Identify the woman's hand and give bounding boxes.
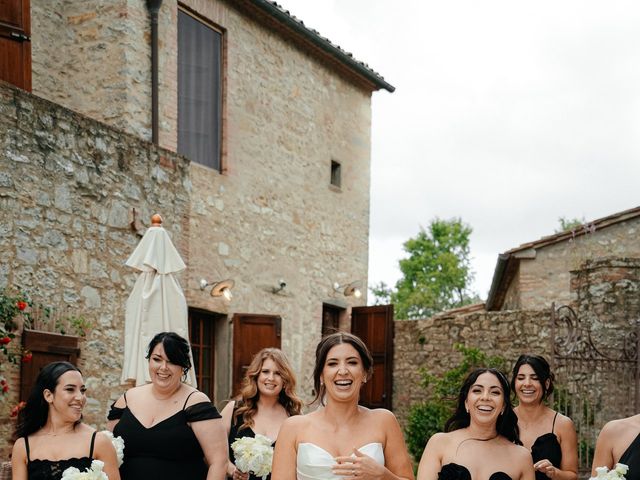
[231,466,249,480]
[534,459,557,479]
[333,448,385,479]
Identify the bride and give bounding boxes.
[272,332,413,480]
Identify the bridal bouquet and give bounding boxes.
[231,434,274,480]
[61,460,108,480]
[590,463,629,480]
[100,430,125,466]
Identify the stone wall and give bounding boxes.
[3,0,375,448]
[31,0,151,141]
[505,220,640,310]
[392,309,551,427]
[393,256,639,465]
[0,81,190,454]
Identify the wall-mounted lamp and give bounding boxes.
[200,278,234,301]
[272,279,287,294]
[333,281,362,299]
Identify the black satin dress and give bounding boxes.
[25,431,96,480]
[531,412,562,480]
[439,463,512,480]
[227,405,274,480]
[619,432,640,480]
[109,391,221,480]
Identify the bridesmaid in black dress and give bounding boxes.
[417,368,534,480]
[11,361,120,480]
[220,348,303,480]
[511,355,578,480]
[591,414,640,480]
[108,332,227,479]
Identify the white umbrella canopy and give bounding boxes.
[121,215,197,387]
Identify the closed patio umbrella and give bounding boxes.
[121,214,197,387]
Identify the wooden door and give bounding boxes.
[232,314,281,396]
[0,0,31,90]
[20,329,80,402]
[351,304,394,409]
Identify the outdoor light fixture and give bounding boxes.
[200,278,234,300]
[272,279,287,294]
[333,281,362,298]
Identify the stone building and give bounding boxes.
[393,207,640,472]
[485,206,640,311]
[0,0,395,452]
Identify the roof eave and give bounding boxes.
[248,0,395,93]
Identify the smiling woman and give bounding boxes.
[416,368,534,480]
[11,361,121,480]
[220,348,303,480]
[107,332,227,480]
[511,355,578,480]
[271,332,414,480]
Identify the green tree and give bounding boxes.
[372,218,478,319]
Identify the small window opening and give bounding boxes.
[330,160,341,188]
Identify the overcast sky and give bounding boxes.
[282,1,640,300]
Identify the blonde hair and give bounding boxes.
[234,348,303,431]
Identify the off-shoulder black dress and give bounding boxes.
[108,391,221,480]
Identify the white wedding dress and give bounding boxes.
[296,442,385,479]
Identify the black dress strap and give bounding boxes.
[551,411,559,433]
[182,390,198,410]
[89,431,97,459]
[24,436,31,462]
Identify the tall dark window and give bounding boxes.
[178,10,222,170]
[188,309,216,399]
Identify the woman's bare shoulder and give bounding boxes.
[600,415,640,435]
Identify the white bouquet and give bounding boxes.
[590,463,629,480]
[61,460,108,480]
[100,430,125,467]
[231,434,274,480]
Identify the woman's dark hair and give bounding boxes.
[311,332,373,406]
[510,354,555,402]
[146,332,192,378]
[444,368,521,445]
[14,361,82,440]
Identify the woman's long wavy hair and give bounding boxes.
[444,367,521,445]
[14,361,82,440]
[234,348,303,431]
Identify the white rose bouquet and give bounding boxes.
[100,430,125,467]
[231,434,274,480]
[590,463,629,480]
[61,460,108,480]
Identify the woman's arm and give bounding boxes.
[416,433,445,480]
[555,415,578,480]
[380,409,415,479]
[219,401,248,479]
[11,438,27,480]
[106,394,127,432]
[192,416,228,480]
[94,431,121,480]
[591,422,616,476]
[271,416,300,480]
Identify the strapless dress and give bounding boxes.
[297,442,385,480]
[439,462,512,480]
